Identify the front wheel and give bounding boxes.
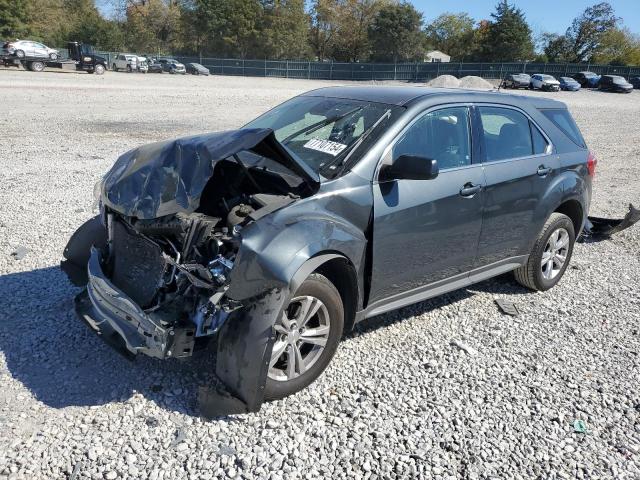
[112,64,117,71]
[15,49,25,58]
[514,213,575,291]
[264,273,344,400]
[49,53,58,60]
[94,64,105,75]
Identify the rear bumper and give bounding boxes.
[76,247,195,359]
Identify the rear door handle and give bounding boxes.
[460,183,481,197]
[537,165,552,176]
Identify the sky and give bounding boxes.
[414,0,639,36]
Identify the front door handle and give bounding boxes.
[460,183,481,197]
[537,165,552,176]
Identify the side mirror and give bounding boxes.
[379,155,439,181]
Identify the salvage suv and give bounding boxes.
[62,87,594,416]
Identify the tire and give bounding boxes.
[127,65,132,73]
[94,64,105,75]
[112,64,117,71]
[28,61,45,72]
[514,212,575,291]
[49,53,58,60]
[15,49,25,58]
[264,273,344,400]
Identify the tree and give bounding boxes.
[309,0,388,62]
[481,0,534,62]
[124,0,182,54]
[591,27,640,65]
[309,0,338,61]
[0,0,29,38]
[424,13,475,61]
[564,2,619,62]
[368,2,425,62]
[541,32,573,63]
[260,0,311,59]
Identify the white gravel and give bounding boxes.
[1,69,639,480]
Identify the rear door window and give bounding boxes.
[541,109,586,148]
[478,107,533,161]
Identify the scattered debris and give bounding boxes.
[574,419,588,434]
[450,339,478,356]
[170,428,188,447]
[580,204,639,241]
[219,445,237,456]
[145,416,160,428]
[495,298,520,317]
[10,245,29,260]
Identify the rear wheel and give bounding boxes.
[264,273,343,400]
[514,213,575,291]
[28,61,45,72]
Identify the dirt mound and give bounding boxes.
[459,75,494,89]
[426,75,460,88]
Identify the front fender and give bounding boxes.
[226,209,368,303]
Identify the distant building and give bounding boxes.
[425,50,451,63]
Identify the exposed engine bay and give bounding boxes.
[98,157,301,357]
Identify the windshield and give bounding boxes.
[542,75,556,81]
[245,96,400,174]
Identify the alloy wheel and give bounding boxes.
[268,295,331,382]
[541,228,569,280]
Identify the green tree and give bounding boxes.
[424,12,475,61]
[565,2,619,62]
[260,0,311,59]
[125,0,182,54]
[541,33,573,63]
[309,0,338,60]
[368,1,425,62]
[0,0,29,38]
[481,0,534,61]
[591,27,640,65]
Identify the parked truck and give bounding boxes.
[1,42,107,74]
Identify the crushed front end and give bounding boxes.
[61,128,320,416]
[74,209,241,360]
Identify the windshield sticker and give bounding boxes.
[303,138,347,156]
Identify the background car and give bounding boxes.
[559,77,581,91]
[112,54,138,72]
[501,73,530,89]
[186,62,210,75]
[2,40,59,59]
[598,75,633,93]
[573,71,601,88]
[530,74,560,91]
[136,56,148,73]
[158,58,186,74]
[630,77,640,89]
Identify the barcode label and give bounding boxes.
[303,138,347,156]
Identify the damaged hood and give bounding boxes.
[101,128,319,219]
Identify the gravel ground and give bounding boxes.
[1,69,639,480]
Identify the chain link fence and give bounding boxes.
[91,50,640,81]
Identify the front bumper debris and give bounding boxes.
[76,247,195,359]
[581,204,639,240]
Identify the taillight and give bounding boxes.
[587,151,597,177]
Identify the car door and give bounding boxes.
[32,42,47,56]
[370,105,485,303]
[474,105,559,267]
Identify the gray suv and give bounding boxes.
[62,87,594,416]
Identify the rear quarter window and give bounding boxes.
[541,109,586,149]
